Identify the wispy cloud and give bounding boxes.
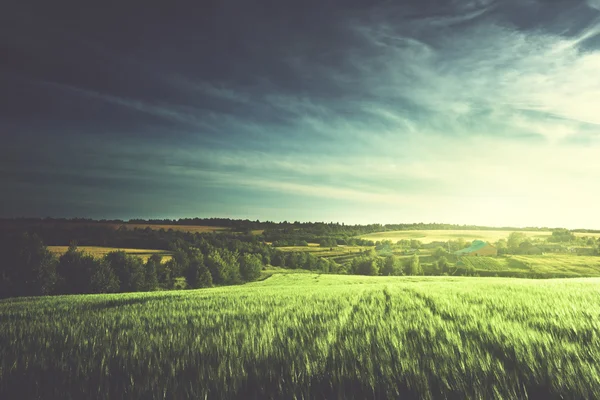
[10,0,600,227]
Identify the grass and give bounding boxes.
[2,274,600,399]
[47,246,173,263]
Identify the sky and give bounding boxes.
[1,0,600,228]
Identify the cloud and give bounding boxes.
[346,12,600,141]
[588,0,600,11]
[38,80,216,131]
[10,0,600,227]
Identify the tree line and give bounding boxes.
[0,233,266,299]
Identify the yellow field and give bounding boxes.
[358,230,556,244]
[277,245,370,257]
[0,220,230,234]
[48,246,173,263]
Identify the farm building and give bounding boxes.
[454,240,497,256]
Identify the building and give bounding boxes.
[454,240,497,257]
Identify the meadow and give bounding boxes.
[47,246,173,263]
[2,274,600,399]
[358,229,600,244]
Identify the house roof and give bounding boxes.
[454,240,492,255]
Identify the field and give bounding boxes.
[358,229,557,243]
[48,246,173,263]
[277,244,370,257]
[116,223,229,233]
[0,220,229,234]
[358,229,600,244]
[461,254,600,277]
[2,274,600,399]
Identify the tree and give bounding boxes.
[89,259,120,293]
[405,254,423,276]
[447,239,468,252]
[381,255,402,276]
[239,254,263,282]
[0,233,57,298]
[549,229,576,243]
[436,256,450,274]
[316,258,330,273]
[104,251,146,292]
[433,247,449,259]
[206,250,227,284]
[410,240,422,250]
[196,264,213,288]
[206,250,240,284]
[507,232,526,253]
[271,251,286,268]
[56,244,94,294]
[185,254,213,288]
[157,259,176,289]
[354,257,379,276]
[171,250,190,278]
[143,254,161,291]
[495,239,507,255]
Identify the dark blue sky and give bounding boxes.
[2,0,600,227]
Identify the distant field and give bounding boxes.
[48,246,173,263]
[2,274,600,398]
[259,266,316,280]
[0,220,229,234]
[359,229,554,243]
[359,229,600,244]
[277,245,369,258]
[460,254,600,277]
[114,224,229,233]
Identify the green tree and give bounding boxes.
[549,229,576,243]
[56,244,94,294]
[104,251,146,292]
[239,254,263,282]
[436,256,450,274]
[352,256,379,276]
[271,251,286,268]
[185,254,213,289]
[206,250,241,284]
[405,254,423,276]
[0,233,57,298]
[206,251,227,284]
[143,254,161,291]
[157,259,176,289]
[381,255,402,276]
[495,239,507,255]
[507,232,526,253]
[410,240,422,250]
[196,264,213,288]
[433,247,449,259]
[89,259,120,293]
